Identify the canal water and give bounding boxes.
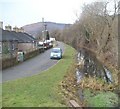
[75,48,114,102]
[76,48,113,84]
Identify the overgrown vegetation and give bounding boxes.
[83,89,118,107]
[59,63,80,106]
[50,0,119,107]
[2,44,76,107]
[51,0,119,69]
[61,65,118,107]
[79,75,118,107]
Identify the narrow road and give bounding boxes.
[2,42,65,82]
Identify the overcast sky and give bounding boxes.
[0,0,113,28]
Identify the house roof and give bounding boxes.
[2,29,19,41]
[1,28,36,43]
[24,33,36,41]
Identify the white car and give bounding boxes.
[50,48,62,59]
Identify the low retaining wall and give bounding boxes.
[24,49,40,61]
[1,57,18,70]
[2,46,52,70]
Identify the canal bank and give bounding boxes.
[61,47,118,107]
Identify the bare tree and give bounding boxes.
[54,0,119,67]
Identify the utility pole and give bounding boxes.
[42,18,45,41]
[42,18,47,41]
[42,17,47,30]
[44,23,47,31]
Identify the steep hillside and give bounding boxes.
[22,22,71,38]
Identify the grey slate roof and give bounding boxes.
[2,29,18,41]
[0,28,36,43]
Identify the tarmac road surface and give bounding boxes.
[2,41,65,82]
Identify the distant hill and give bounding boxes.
[22,22,71,38]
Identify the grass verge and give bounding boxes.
[83,89,118,107]
[79,68,119,107]
[2,44,76,107]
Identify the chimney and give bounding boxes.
[5,25,12,31]
[13,26,19,32]
[0,22,3,29]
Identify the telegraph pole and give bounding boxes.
[42,18,45,41]
[42,18,47,41]
[44,23,47,31]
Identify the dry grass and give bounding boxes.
[59,63,86,107]
[78,76,118,92]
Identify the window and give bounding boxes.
[11,43,15,50]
